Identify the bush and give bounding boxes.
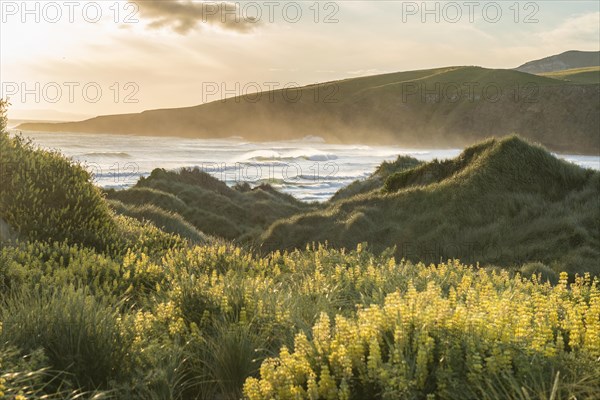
[520,261,559,284]
[0,287,130,391]
[0,132,120,252]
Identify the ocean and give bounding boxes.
[10,130,600,202]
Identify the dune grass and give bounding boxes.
[262,136,600,275]
[0,132,120,253]
[331,155,423,202]
[108,199,209,244]
[105,166,316,244]
[104,135,599,276]
[0,287,128,391]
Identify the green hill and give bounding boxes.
[540,66,600,84]
[18,66,600,154]
[105,167,317,243]
[261,136,600,274]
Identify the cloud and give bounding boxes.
[133,0,261,34]
[537,12,600,47]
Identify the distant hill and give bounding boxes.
[515,50,600,74]
[8,108,93,122]
[540,66,600,85]
[18,66,600,154]
[261,136,600,274]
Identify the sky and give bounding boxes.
[1,0,599,120]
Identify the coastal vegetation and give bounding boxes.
[1,99,599,399]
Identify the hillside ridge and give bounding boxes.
[17,65,600,155]
[260,135,600,274]
[515,50,600,74]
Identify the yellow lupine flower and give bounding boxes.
[318,365,337,400]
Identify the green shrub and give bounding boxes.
[182,322,270,400]
[0,132,120,252]
[0,240,121,296]
[0,287,130,390]
[520,261,559,284]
